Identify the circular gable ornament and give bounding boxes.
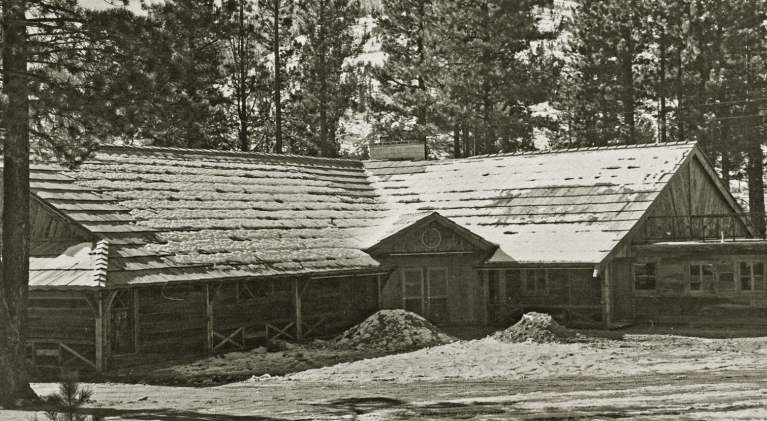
[421,228,442,248]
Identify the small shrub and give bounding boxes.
[37,378,102,421]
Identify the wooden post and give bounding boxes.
[206,284,214,353]
[602,265,613,329]
[294,278,303,340]
[482,271,489,326]
[376,274,383,309]
[94,294,104,372]
[133,289,140,354]
[498,269,507,319]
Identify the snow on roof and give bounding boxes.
[25,141,699,288]
[55,145,386,287]
[364,142,696,265]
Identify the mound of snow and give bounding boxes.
[493,312,577,343]
[332,309,456,352]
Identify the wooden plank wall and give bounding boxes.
[211,279,294,345]
[30,199,82,239]
[137,284,206,354]
[625,254,767,325]
[27,290,96,370]
[502,268,602,326]
[378,255,485,325]
[302,275,379,336]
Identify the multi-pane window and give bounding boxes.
[739,261,765,292]
[633,263,656,290]
[717,262,735,292]
[689,262,714,292]
[523,269,547,292]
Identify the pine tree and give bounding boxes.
[294,0,369,157]
[371,0,441,143]
[139,0,231,149]
[0,0,141,407]
[259,0,296,153]
[222,0,273,152]
[437,0,555,154]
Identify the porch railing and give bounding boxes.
[636,213,766,244]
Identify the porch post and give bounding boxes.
[94,294,104,372]
[482,271,489,326]
[602,265,613,329]
[205,283,214,353]
[376,274,383,309]
[294,278,303,340]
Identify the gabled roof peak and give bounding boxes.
[98,144,364,167]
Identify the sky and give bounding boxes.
[79,0,145,15]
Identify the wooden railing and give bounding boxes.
[636,213,765,244]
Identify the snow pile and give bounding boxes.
[493,312,577,343]
[332,310,456,352]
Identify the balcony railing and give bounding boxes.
[635,213,766,244]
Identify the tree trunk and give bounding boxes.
[453,123,461,159]
[721,120,730,185]
[621,29,635,144]
[273,0,283,154]
[0,0,36,408]
[748,134,765,235]
[238,0,249,152]
[659,26,667,143]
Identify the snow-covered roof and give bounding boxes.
[25,141,701,289]
[28,145,386,289]
[364,142,696,265]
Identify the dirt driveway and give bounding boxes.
[4,328,767,420]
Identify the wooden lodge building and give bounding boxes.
[16,141,767,372]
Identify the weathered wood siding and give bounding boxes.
[30,198,84,239]
[211,279,294,343]
[137,284,207,354]
[490,268,602,326]
[621,252,767,325]
[27,290,97,370]
[379,255,485,325]
[301,276,379,335]
[633,155,746,243]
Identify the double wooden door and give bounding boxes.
[402,267,448,322]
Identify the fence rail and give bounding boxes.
[637,213,766,244]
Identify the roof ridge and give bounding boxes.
[466,140,696,160]
[98,144,364,167]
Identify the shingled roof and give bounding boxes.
[364,142,699,265]
[24,141,709,289]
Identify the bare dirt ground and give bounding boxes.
[5,325,767,420]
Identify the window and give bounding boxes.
[633,263,656,290]
[689,262,714,292]
[523,269,547,292]
[739,261,765,292]
[717,262,735,292]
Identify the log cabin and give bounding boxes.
[15,141,767,372]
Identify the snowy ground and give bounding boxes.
[10,329,767,420]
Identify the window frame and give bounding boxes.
[633,262,657,292]
[738,260,765,293]
[688,262,714,294]
[521,268,547,296]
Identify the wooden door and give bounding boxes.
[427,267,449,322]
[402,268,425,315]
[110,290,135,355]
